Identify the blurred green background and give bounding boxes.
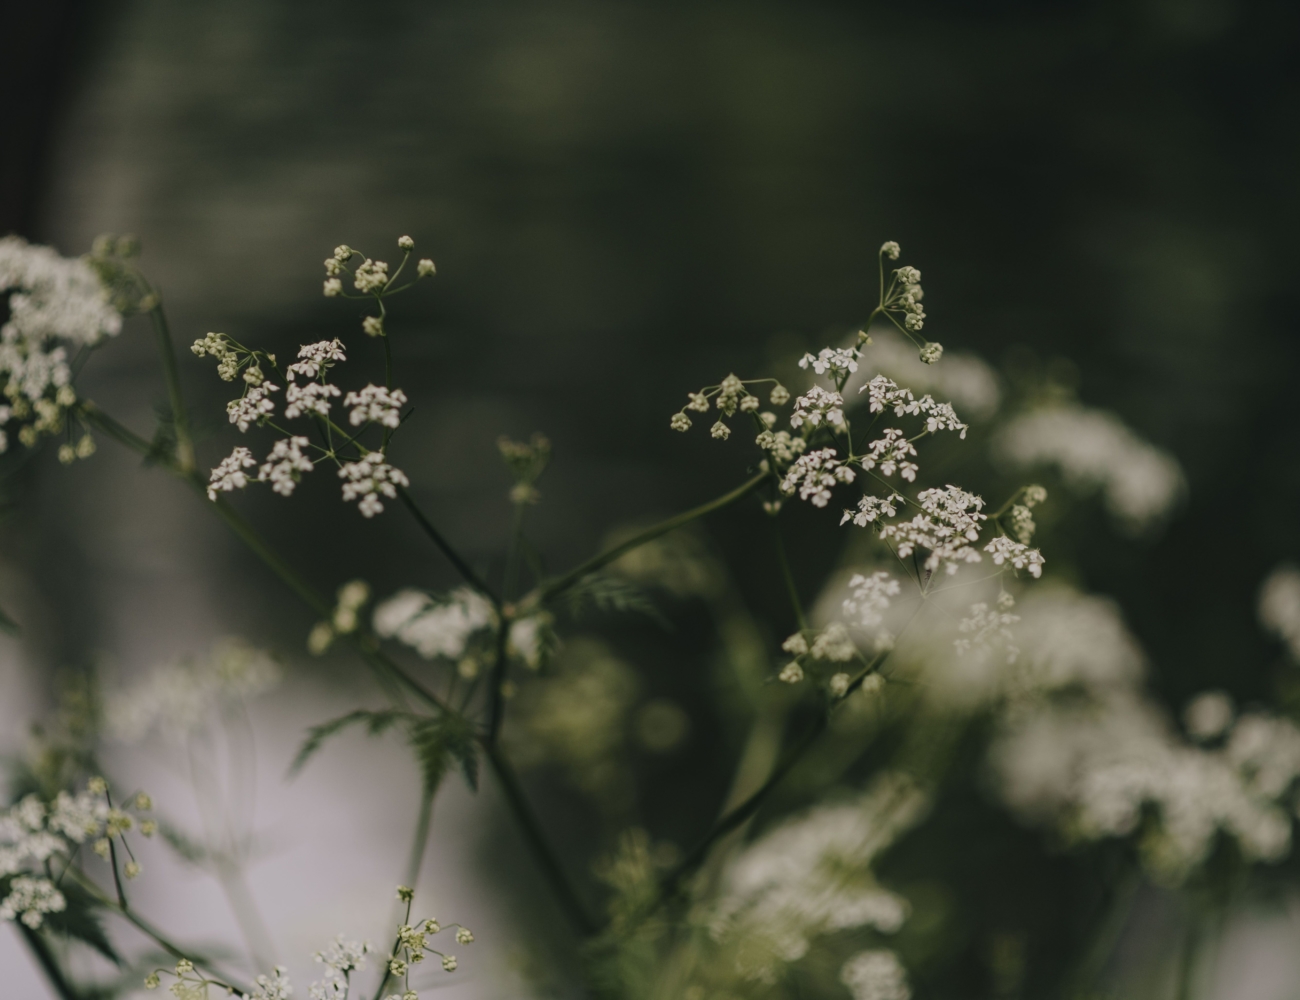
[3,0,1299,996]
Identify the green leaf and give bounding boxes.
[42,880,121,967]
[407,715,479,795]
[288,709,405,776]
[561,574,672,630]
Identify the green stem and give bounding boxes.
[481,742,597,935]
[769,518,808,631]
[148,304,196,473]
[533,470,770,605]
[1175,902,1203,1000]
[19,925,83,1000]
[403,786,435,890]
[396,486,501,606]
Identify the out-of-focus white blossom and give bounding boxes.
[310,935,371,1000]
[1184,691,1234,741]
[993,405,1185,533]
[106,639,279,743]
[842,572,900,629]
[0,876,67,929]
[241,966,293,1000]
[373,587,496,660]
[841,950,911,1000]
[1259,564,1300,662]
[847,328,1001,420]
[711,774,926,981]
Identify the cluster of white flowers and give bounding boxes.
[878,486,988,576]
[843,327,1000,421]
[670,375,783,436]
[755,428,806,464]
[228,382,279,432]
[106,638,279,744]
[779,448,856,507]
[984,536,1045,578]
[373,587,497,660]
[859,429,918,482]
[858,376,968,438]
[1258,564,1300,662]
[841,949,912,1000]
[710,773,926,982]
[799,346,860,381]
[285,380,341,419]
[789,386,846,431]
[207,446,258,500]
[287,339,347,381]
[840,493,903,528]
[0,237,123,453]
[242,967,294,1000]
[309,935,371,1000]
[2,780,155,927]
[993,404,1185,533]
[843,572,901,630]
[352,258,389,294]
[338,451,410,516]
[977,586,1300,884]
[344,384,407,428]
[261,436,314,496]
[954,593,1020,663]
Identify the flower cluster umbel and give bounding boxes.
[668,241,1047,698]
[2,777,155,929]
[197,236,436,517]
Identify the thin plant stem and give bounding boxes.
[481,742,597,935]
[769,517,808,631]
[403,786,436,890]
[396,486,501,607]
[533,470,770,605]
[1175,901,1204,1000]
[148,304,196,473]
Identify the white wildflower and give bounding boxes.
[918,342,943,365]
[711,774,926,980]
[770,383,790,405]
[323,278,342,297]
[227,383,279,432]
[344,384,408,428]
[670,412,691,432]
[811,622,857,662]
[799,347,860,380]
[0,876,67,929]
[0,236,122,346]
[106,639,279,743]
[860,429,919,481]
[983,536,1045,578]
[842,572,901,629]
[841,950,911,1000]
[846,327,1000,420]
[755,429,806,464]
[782,633,808,655]
[880,241,901,260]
[789,386,845,430]
[243,966,293,1000]
[1259,564,1300,662]
[879,485,986,576]
[829,673,851,697]
[841,493,903,527]
[710,420,731,440]
[373,587,496,660]
[353,258,389,293]
[285,381,341,419]
[311,935,370,1000]
[287,339,347,381]
[338,451,410,516]
[993,405,1185,533]
[779,448,855,507]
[1184,691,1234,741]
[397,235,414,251]
[207,446,257,500]
[259,436,313,496]
[954,596,1019,663]
[778,662,804,684]
[417,259,436,277]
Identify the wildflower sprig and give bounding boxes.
[1,777,156,929]
[375,885,470,999]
